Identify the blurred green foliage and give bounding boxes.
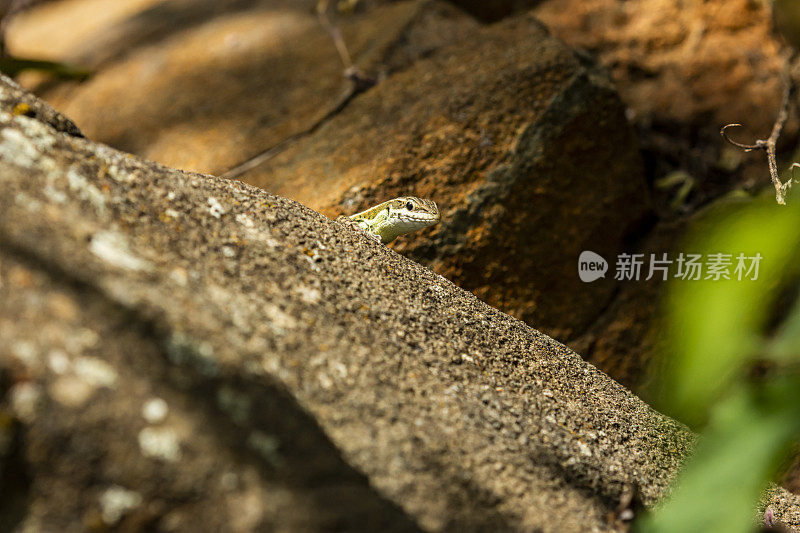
[0,56,90,80]
[639,195,800,533]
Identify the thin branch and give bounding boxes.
[719,124,763,151]
[316,0,375,91]
[316,0,354,73]
[720,75,797,205]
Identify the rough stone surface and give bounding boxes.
[0,73,788,532]
[4,70,800,531]
[533,0,785,132]
[0,72,81,136]
[9,3,800,506]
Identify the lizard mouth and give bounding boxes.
[393,210,440,222]
[399,214,438,222]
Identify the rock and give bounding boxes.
[532,0,787,193]
[4,0,786,417]
[10,0,479,175]
[2,74,799,531]
[533,0,785,136]
[9,2,650,361]
[238,14,648,343]
[0,71,80,135]
[527,0,788,389]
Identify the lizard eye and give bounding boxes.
[405,201,414,210]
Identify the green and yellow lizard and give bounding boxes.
[341,197,440,244]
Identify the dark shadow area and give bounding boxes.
[0,370,33,533]
[445,0,541,23]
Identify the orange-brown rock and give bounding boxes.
[529,0,789,387]
[534,0,785,133]
[11,0,478,174]
[533,0,787,194]
[242,15,649,342]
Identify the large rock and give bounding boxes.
[4,75,798,531]
[533,0,785,140]
[239,15,649,343]
[9,0,648,348]
[528,0,788,388]
[9,0,479,174]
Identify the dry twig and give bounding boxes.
[316,0,375,91]
[721,75,797,205]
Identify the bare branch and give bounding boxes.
[721,76,797,205]
[719,124,763,151]
[316,0,354,73]
[316,0,375,91]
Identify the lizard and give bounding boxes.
[339,197,440,244]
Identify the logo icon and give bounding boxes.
[578,251,608,282]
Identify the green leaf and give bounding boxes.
[638,379,800,533]
[655,200,800,425]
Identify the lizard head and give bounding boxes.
[385,196,440,237]
[348,196,440,243]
